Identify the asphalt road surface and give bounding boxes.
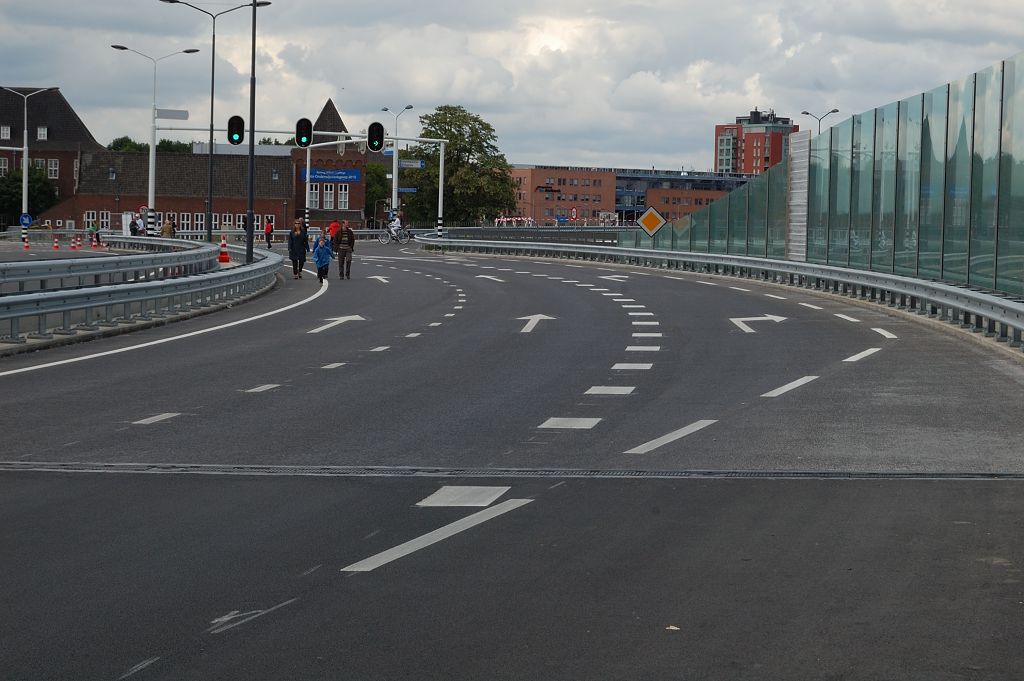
[2,242,1022,679]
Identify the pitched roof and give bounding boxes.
[312,99,348,144]
[77,150,294,199]
[0,87,103,151]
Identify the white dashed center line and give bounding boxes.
[585,386,636,395]
[539,417,602,429]
[133,413,181,425]
[613,363,653,370]
[872,328,898,339]
[834,314,861,322]
[844,348,882,362]
[625,419,718,454]
[322,363,346,369]
[799,303,824,310]
[245,384,280,393]
[761,376,819,398]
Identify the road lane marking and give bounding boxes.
[628,312,655,317]
[133,413,181,425]
[416,486,510,507]
[632,321,660,326]
[118,657,161,680]
[576,283,594,287]
[633,332,663,338]
[371,346,390,352]
[585,386,636,395]
[626,346,661,352]
[765,294,787,300]
[245,384,280,393]
[761,376,819,398]
[625,419,718,454]
[591,288,610,292]
[622,305,646,309]
[613,363,653,370]
[834,314,861,322]
[429,323,442,327]
[341,499,533,572]
[844,348,882,362]
[613,298,636,302]
[729,286,751,292]
[873,328,898,339]
[799,303,824,310]
[696,281,717,286]
[539,417,602,429]
[406,333,422,338]
[322,363,346,369]
[207,598,298,634]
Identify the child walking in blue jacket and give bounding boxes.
[312,234,334,283]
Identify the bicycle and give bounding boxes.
[378,227,411,245]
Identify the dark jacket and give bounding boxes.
[333,227,355,253]
[287,230,309,261]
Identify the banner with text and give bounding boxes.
[301,168,363,183]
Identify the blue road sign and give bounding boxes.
[19,213,32,227]
[398,187,418,193]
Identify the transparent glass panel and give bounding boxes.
[850,111,875,269]
[691,208,710,253]
[872,102,898,271]
[828,118,852,265]
[919,84,949,279]
[999,55,1024,295]
[807,130,831,263]
[709,198,728,253]
[970,64,1001,289]
[675,213,693,252]
[767,158,788,258]
[728,184,748,254]
[654,214,673,250]
[747,173,769,257]
[943,75,974,283]
[895,95,923,275]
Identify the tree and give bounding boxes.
[108,136,147,153]
[156,139,191,153]
[0,166,58,223]
[398,105,516,225]
[363,163,389,225]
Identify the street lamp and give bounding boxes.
[382,104,413,222]
[244,1,273,264]
[800,108,840,136]
[111,44,199,233]
[0,86,56,219]
[158,0,264,243]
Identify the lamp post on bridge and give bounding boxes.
[800,108,840,136]
[0,86,57,221]
[382,104,413,221]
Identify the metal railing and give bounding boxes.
[416,234,1024,348]
[0,237,220,295]
[0,243,283,344]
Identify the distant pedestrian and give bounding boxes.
[327,217,341,240]
[160,218,174,238]
[333,219,355,279]
[312,234,333,283]
[287,219,308,279]
[87,222,102,247]
[130,214,139,236]
[264,219,274,248]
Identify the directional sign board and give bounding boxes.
[19,213,32,227]
[636,207,667,237]
[398,187,418,193]
[155,108,189,121]
[399,159,425,169]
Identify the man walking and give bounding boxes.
[333,219,355,279]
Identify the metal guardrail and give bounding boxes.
[0,237,220,295]
[0,244,283,344]
[416,234,1024,348]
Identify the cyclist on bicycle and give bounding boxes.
[388,215,402,241]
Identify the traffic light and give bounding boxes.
[296,118,312,148]
[367,122,385,152]
[227,115,245,145]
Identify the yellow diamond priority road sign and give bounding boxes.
[636,207,667,237]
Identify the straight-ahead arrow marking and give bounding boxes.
[518,314,556,333]
[307,315,366,334]
[476,275,506,282]
[729,314,787,334]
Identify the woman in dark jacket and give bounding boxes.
[287,220,309,279]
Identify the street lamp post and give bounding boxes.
[244,1,272,264]
[382,105,413,222]
[159,0,257,243]
[0,87,56,220]
[800,108,840,135]
[111,45,199,233]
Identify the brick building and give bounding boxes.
[0,87,105,227]
[510,166,617,224]
[714,108,798,175]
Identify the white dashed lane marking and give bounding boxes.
[245,384,280,393]
[761,376,819,398]
[613,363,653,370]
[873,328,898,339]
[539,418,602,430]
[132,413,181,425]
[844,348,882,362]
[626,346,661,352]
[624,419,718,455]
[834,314,861,323]
[322,363,346,369]
[586,386,636,395]
[799,303,824,310]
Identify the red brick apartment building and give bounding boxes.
[510,166,617,224]
[714,108,798,175]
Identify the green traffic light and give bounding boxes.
[232,134,240,141]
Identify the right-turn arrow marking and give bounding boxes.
[729,314,787,334]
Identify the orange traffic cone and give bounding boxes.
[52,234,59,250]
[70,233,78,250]
[218,233,230,263]
[90,233,98,249]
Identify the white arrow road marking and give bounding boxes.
[625,419,718,454]
[761,375,819,398]
[872,328,898,339]
[600,275,629,282]
[476,275,506,282]
[341,499,533,572]
[133,413,181,425]
[518,314,556,333]
[307,315,366,334]
[729,314,787,333]
[367,276,390,284]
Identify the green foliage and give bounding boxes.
[108,137,192,153]
[156,139,191,153]
[0,166,58,222]
[398,105,516,225]
[363,163,389,223]
[108,136,147,153]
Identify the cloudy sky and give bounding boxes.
[3,1,1023,171]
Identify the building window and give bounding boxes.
[179,213,191,231]
[323,183,335,210]
[33,158,45,169]
[84,210,97,226]
[37,127,47,141]
[221,213,232,229]
[211,213,219,230]
[308,183,320,209]
[0,126,10,140]
[100,211,111,229]
[594,179,602,187]
[235,213,246,229]
[48,159,59,179]
[194,213,205,230]
[0,157,7,177]
[74,159,79,181]
[338,184,349,210]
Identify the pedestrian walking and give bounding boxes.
[264,218,274,248]
[160,218,174,238]
[312,234,333,283]
[333,219,355,279]
[287,219,308,279]
[327,217,341,240]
